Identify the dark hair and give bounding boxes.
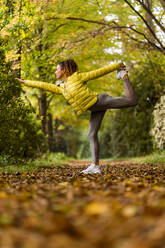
[58,59,78,76]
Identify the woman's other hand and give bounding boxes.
[15,78,25,84]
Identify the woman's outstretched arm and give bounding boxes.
[78,62,124,82]
[16,78,62,95]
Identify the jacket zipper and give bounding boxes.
[64,81,66,95]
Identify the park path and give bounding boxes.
[0,161,165,248]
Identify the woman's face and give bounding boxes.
[55,64,65,79]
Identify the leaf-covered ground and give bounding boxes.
[0,161,165,248]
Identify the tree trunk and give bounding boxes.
[36,24,48,136]
[14,0,22,79]
[38,90,47,135]
[145,0,155,43]
[47,113,55,152]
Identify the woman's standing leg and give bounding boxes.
[88,111,106,164]
[81,111,105,174]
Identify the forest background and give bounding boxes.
[0,0,164,164]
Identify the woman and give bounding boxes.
[16,59,138,174]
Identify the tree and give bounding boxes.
[1,0,164,159]
[46,0,165,54]
[0,39,45,161]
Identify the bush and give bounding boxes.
[78,130,90,159]
[0,39,46,162]
[152,95,165,150]
[54,126,82,158]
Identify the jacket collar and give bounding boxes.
[56,80,64,86]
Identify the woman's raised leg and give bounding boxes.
[90,74,138,111]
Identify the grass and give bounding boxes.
[130,151,165,165]
[0,153,69,173]
[100,152,165,165]
[106,152,165,165]
[0,151,164,173]
[80,151,165,165]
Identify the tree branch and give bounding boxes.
[123,0,165,50]
[129,27,164,53]
[136,0,165,33]
[46,14,165,53]
[159,0,165,11]
[46,16,115,27]
[54,23,68,32]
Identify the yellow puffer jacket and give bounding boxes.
[24,63,120,115]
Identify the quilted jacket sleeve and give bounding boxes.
[24,80,62,95]
[79,63,121,82]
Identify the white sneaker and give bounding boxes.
[81,164,95,173]
[90,165,101,174]
[116,70,128,80]
[81,164,101,174]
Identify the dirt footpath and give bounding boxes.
[0,161,165,248]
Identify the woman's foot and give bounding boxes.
[116,70,128,80]
[119,61,126,70]
[81,164,101,174]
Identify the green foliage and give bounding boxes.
[0,152,69,173]
[152,95,165,150]
[54,126,82,158]
[0,39,46,163]
[130,151,165,165]
[78,130,90,159]
[1,0,164,161]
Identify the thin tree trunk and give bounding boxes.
[38,90,47,135]
[36,24,48,136]
[47,113,54,152]
[15,0,22,79]
[145,0,155,43]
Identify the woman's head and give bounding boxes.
[55,59,78,79]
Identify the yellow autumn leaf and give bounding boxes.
[57,182,69,187]
[84,201,109,215]
[0,192,8,198]
[122,205,137,217]
[153,186,165,192]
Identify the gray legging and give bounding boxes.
[88,78,138,163]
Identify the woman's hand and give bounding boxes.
[15,78,25,84]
